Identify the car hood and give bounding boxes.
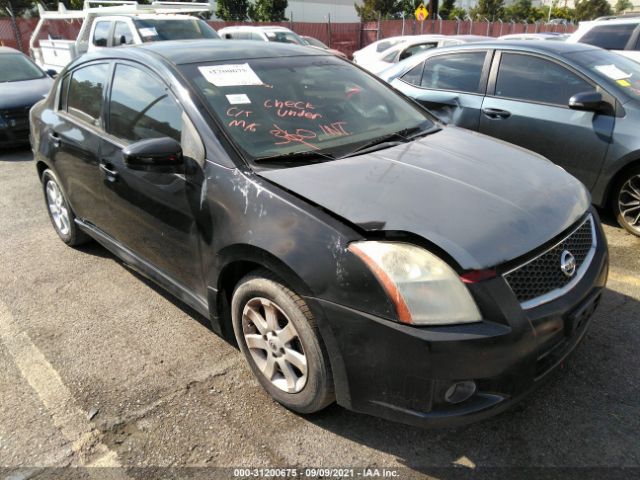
[259,127,590,270]
[0,77,53,110]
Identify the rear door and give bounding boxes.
[390,50,491,130]
[99,61,206,296]
[479,51,614,189]
[50,62,113,229]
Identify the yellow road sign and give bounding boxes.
[415,3,428,22]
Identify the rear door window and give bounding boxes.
[93,21,111,47]
[420,52,486,93]
[66,63,108,125]
[580,23,637,50]
[108,64,182,142]
[494,53,594,105]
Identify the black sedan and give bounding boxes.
[380,41,640,236]
[0,46,53,147]
[30,40,608,427]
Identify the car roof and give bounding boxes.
[218,26,292,32]
[586,16,640,24]
[439,39,598,54]
[0,46,21,54]
[76,39,324,66]
[95,14,198,20]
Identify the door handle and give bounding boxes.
[99,161,118,180]
[48,132,61,147]
[482,108,511,119]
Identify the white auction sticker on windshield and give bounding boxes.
[595,64,631,80]
[226,94,251,104]
[138,27,158,37]
[198,64,263,87]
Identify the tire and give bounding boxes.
[231,270,335,414]
[41,169,91,246]
[612,166,640,237]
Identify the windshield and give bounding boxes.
[182,55,435,163]
[304,37,328,49]
[568,49,640,101]
[265,31,304,45]
[0,53,45,83]
[133,19,220,42]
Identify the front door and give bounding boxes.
[99,62,206,296]
[479,52,614,190]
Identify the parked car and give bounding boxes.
[31,40,608,427]
[381,40,640,235]
[0,47,53,147]
[499,33,568,41]
[568,16,640,62]
[301,35,347,59]
[30,1,217,72]
[352,35,412,64]
[218,25,304,45]
[357,35,486,74]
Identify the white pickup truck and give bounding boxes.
[30,1,217,72]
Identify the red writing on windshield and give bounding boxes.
[319,122,350,137]
[270,124,319,150]
[264,99,323,120]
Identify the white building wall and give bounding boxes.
[210,1,360,23]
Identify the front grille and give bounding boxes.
[504,215,596,308]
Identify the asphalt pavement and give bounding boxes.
[1,148,639,479]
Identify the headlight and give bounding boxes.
[349,241,482,326]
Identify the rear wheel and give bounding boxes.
[41,169,90,246]
[613,167,640,237]
[231,271,334,414]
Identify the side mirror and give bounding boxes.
[123,137,184,173]
[46,69,57,78]
[568,91,613,114]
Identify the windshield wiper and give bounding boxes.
[253,150,336,164]
[340,124,441,159]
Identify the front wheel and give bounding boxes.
[613,167,640,237]
[231,271,335,414]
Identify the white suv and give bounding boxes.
[568,16,640,62]
[218,26,304,45]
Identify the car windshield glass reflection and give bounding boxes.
[183,56,434,163]
[569,49,640,101]
[0,53,45,83]
[133,19,220,41]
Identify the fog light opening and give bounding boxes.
[444,381,477,404]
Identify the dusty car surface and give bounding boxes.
[0,46,53,147]
[30,40,608,427]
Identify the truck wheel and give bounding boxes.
[231,271,335,414]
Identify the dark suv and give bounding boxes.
[30,41,608,427]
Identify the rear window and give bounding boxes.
[93,21,111,47]
[580,23,637,50]
[133,19,220,42]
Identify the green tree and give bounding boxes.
[503,0,532,21]
[574,0,613,20]
[615,0,633,13]
[0,0,36,17]
[355,0,402,21]
[248,0,288,21]
[449,5,467,18]
[439,0,456,19]
[475,0,504,20]
[216,0,249,21]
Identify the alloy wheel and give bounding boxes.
[241,297,308,393]
[618,174,640,234]
[45,180,70,236]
